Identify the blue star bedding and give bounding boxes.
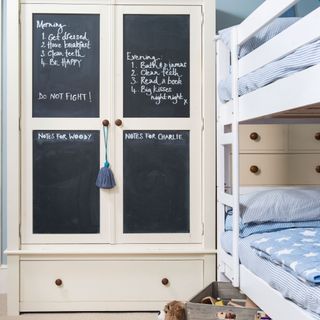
[251,228,320,285]
[221,231,320,318]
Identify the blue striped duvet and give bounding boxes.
[218,39,320,103]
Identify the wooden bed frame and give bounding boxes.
[216,1,320,319]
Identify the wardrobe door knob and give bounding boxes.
[315,132,320,141]
[316,166,320,173]
[55,279,63,287]
[161,278,169,286]
[249,132,259,141]
[102,119,109,127]
[250,165,259,174]
[115,119,123,127]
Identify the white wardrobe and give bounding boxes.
[6,0,215,315]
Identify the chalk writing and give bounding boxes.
[126,51,188,107]
[37,91,92,102]
[33,14,100,117]
[36,19,92,69]
[36,131,94,142]
[124,131,184,141]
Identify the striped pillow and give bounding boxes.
[240,189,320,224]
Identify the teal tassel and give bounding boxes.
[96,162,116,189]
[96,126,116,189]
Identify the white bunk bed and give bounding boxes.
[216,0,320,319]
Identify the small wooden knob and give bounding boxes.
[249,132,259,141]
[250,165,259,174]
[115,119,122,127]
[102,119,109,127]
[316,165,320,173]
[315,132,320,141]
[161,278,169,286]
[55,279,63,286]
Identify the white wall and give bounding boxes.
[1,0,6,266]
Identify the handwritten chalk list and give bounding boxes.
[123,15,190,118]
[33,14,100,118]
[126,52,188,106]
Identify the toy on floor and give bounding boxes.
[158,300,186,320]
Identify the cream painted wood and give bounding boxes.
[288,154,320,184]
[0,265,7,294]
[7,256,19,316]
[240,125,287,152]
[10,0,215,314]
[20,259,203,304]
[6,0,20,315]
[114,5,203,244]
[20,4,111,244]
[21,0,205,4]
[240,154,286,185]
[240,154,320,185]
[202,0,215,250]
[288,125,320,152]
[6,0,20,253]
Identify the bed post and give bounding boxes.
[231,26,240,288]
[216,37,231,281]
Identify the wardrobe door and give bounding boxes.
[21,4,111,244]
[113,6,203,243]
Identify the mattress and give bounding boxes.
[218,39,320,103]
[221,231,320,318]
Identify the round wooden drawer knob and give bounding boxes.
[55,279,63,287]
[316,166,320,173]
[249,132,259,141]
[161,278,169,286]
[315,132,320,141]
[250,165,259,174]
[115,119,123,127]
[102,119,109,127]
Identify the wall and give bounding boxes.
[0,1,7,266]
[1,0,6,265]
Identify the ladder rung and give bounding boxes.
[219,133,233,145]
[218,192,233,207]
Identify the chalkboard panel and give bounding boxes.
[33,14,100,118]
[123,130,189,233]
[123,15,190,118]
[33,130,100,234]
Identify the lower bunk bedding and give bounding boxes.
[221,188,320,318]
[221,230,320,318]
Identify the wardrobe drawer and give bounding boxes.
[240,154,320,185]
[239,125,287,152]
[288,125,320,151]
[20,259,203,303]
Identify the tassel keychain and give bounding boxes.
[96,120,116,189]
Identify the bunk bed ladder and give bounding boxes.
[216,27,240,287]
